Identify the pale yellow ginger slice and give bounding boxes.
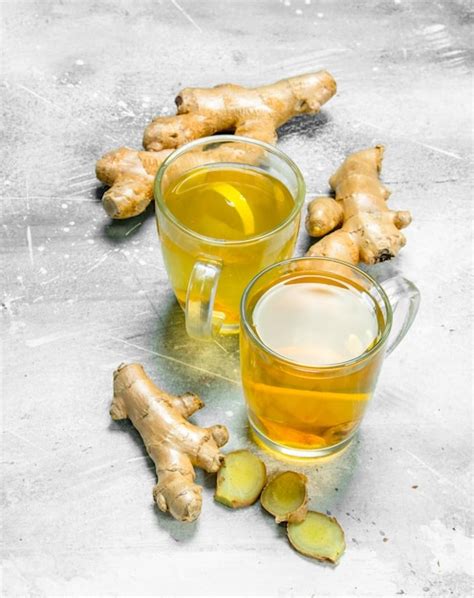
[287,511,346,563]
[215,450,266,508]
[261,471,308,523]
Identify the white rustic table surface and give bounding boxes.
[2,1,472,596]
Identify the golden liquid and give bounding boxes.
[159,165,298,329]
[241,273,386,450]
[164,165,295,240]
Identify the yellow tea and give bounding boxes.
[164,165,295,240]
[241,272,386,451]
[158,165,298,329]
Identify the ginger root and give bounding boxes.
[111,363,228,522]
[306,145,411,264]
[214,450,266,508]
[96,71,336,219]
[143,71,336,151]
[287,511,346,564]
[261,471,308,524]
[95,147,172,219]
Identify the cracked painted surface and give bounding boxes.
[1,0,472,596]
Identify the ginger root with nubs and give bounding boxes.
[96,71,336,219]
[142,71,336,151]
[111,363,228,522]
[96,147,172,220]
[306,145,412,264]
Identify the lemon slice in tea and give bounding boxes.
[210,182,255,236]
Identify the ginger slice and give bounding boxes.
[97,71,336,219]
[261,471,308,523]
[214,450,266,508]
[110,363,229,522]
[306,145,412,265]
[287,511,346,564]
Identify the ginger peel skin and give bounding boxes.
[306,145,412,265]
[111,363,229,522]
[96,71,336,219]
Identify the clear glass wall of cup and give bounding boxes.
[240,257,420,458]
[154,135,305,340]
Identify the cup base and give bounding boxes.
[249,417,357,459]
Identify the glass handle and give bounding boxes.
[381,276,420,356]
[185,259,224,340]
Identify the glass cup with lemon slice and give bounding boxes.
[154,136,305,339]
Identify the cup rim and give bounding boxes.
[240,256,393,371]
[153,134,306,247]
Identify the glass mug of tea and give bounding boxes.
[240,257,420,458]
[154,135,305,339]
